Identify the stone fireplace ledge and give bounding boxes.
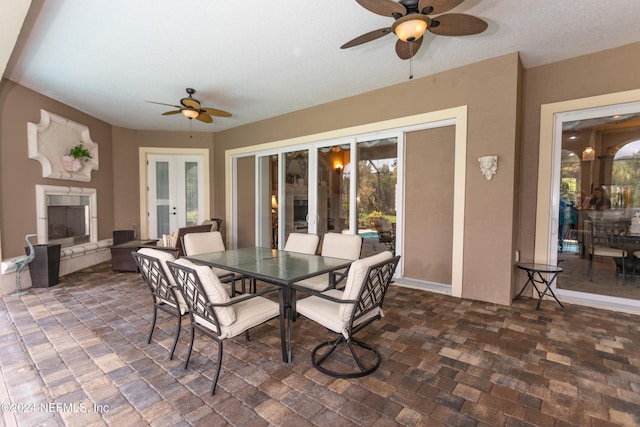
[59,239,113,276]
[1,239,114,295]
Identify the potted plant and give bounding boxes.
[61,142,92,172]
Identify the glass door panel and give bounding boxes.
[150,159,175,237]
[284,150,309,243]
[147,154,204,239]
[317,144,351,237]
[556,112,640,302]
[357,138,398,256]
[184,161,199,226]
[256,155,278,249]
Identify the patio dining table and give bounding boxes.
[185,247,353,363]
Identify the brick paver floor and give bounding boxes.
[0,262,639,426]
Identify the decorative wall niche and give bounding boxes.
[28,110,99,182]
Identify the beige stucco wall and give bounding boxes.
[404,126,455,284]
[0,80,114,257]
[215,52,523,305]
[518,42,640,269]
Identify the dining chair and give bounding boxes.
[295,232,363,291]
[588,220,628,280]
[183,231,248,293]
[283,232,320,255]
[132,248,189,360]
[166,258,280,395]
[295,251,400,378]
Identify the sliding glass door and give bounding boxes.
[258,137,397,258]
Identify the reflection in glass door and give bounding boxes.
[356,138,398,257]
[284,150,309,243]
[255,137,397,257]
[317,144,351,237]
[556,110,640,302]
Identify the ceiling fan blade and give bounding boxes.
[418,0,463,15]
[201,107,232,117]
[395,37,423,60]
[181,97,201,109]
[429,13,488,36]
[341,27,392,49]
[356,0,406,17]
[195,113,213,123]
[147,101,181,108]
[161,110,182,116]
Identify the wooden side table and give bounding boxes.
[110,240,158,272]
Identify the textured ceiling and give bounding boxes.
[5,0,640,132]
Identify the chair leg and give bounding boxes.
[169,314,182,360]
[311,336,381,379]
[147,305,158,344]
[184,325,196,369]
[210,341,224,395]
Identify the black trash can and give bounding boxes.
[27,243,61,288]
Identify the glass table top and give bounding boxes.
[185,247,352,285]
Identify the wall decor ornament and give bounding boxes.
[478,155,498,181]
[28,110,99,182]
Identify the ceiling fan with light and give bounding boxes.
[147,88,232,123]
[341,0,488,60]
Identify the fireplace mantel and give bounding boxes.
[28,110,99,182]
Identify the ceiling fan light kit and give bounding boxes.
[392,14,430,42]
[181,108,199,119]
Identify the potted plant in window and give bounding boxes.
[61,142,92,172]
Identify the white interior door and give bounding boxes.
[147,154,205,239]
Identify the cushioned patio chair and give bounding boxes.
[132,248,188,360]
[167,258,280,395]
[295,251,400,378]
[183,231,250,294]
[295,233,362,292]
[283,232,320,255]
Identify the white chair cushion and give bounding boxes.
[137,247,188,314]
[296,273,331,291]
[183,231,225,256]
[174,258,236,326]
[321,233,362,260]
[284,233,319,255]
[297,251,393,338]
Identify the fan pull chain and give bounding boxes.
[409,56,414,80]
[409,43,414,80]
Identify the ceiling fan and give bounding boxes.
[147,88,232,123]
[341,0,488,60]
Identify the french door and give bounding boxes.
[147,154,205,239]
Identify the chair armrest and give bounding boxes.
[291,284,357,304]
[206,285,280,307]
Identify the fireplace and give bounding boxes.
[36,185,97,247]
